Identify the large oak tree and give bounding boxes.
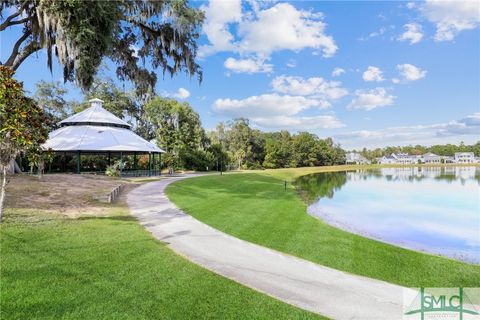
[0,0,204,93]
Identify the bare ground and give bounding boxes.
[4,174,140,218]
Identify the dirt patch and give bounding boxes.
[4,174,140,218]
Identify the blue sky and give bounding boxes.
[1,0,479,149]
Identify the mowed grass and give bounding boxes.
[166,167,480,288]
[0,207,322,319]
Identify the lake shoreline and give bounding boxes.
[297,166,480,265]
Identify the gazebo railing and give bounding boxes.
[33,150,164,176]
[119,169,162,177]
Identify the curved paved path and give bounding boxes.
[127,175,412,320]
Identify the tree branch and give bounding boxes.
[11,40,41,70]
[0,16,31,31]
[4,30,31,66]
[0,2,30,32]
[0,11,22,32]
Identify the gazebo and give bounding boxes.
[43,98,165,176]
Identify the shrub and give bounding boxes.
[105,160,126,177]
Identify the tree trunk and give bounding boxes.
[0,166,7,222]
[38,160,44,180]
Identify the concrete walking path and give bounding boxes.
[127,175,412,320]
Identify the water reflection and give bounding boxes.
[296,166,480,264]
[295,171,348,203]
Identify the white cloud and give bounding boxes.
[238,3,337,58]
[358,27,385,41]
[420,0,480,41]
[200,1,337,63]
[286,59,297,68]
[212,94,325,118]
[212,72,350,130]
[173,88,190,99]
[397,64,427,81]
[357,25,394,41]
[129,45,140,58]
[212,74,349,131]
[392,78,400,84]
[362,66,385,82]
[334,112,480,149]
[253,115,345,130]
[224,57,273,74]
[406,2,416,9]
[211,91,346,131]
[163,88,191,99]
[439,112,480,136]
[332,67,345,77]
[348,88,395,111]
[398,23,424,44]
[271,75,348,101]
[199,0,242,57]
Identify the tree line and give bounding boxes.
[26,78,480,171]
[208,119,346,170]
[354,142,480,160]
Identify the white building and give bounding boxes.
[454,152,475,163]
[422,152,442,164]
[443,156,455,164]
[346,152,371,165]
[377,155,397,165]
[369,151,477,165]
[391,153,417,164]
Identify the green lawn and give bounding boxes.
[0,207,322,319]
[166,167,480,288]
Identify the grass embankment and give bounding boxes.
[0,174,321,319]
[166,166,480,288]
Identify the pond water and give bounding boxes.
[295,167,480,264]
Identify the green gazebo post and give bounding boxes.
[76,151,81,174]
[148,153,152,177]
[159,153,162,175]
[152,153,155,175]
[133,152,137,176]
[119,152,123,177]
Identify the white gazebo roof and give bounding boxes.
[59,98,131,128]
[43,98,164,153]
[43,125,163,152]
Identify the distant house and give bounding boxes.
[454,152,475,163]
[391,153,417,165]
[377,155,397,165]
[443,156,455,164]
[422,152,441,164]
[346,152,371,165]
[374,152,477,165]
[377,153,421,165]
